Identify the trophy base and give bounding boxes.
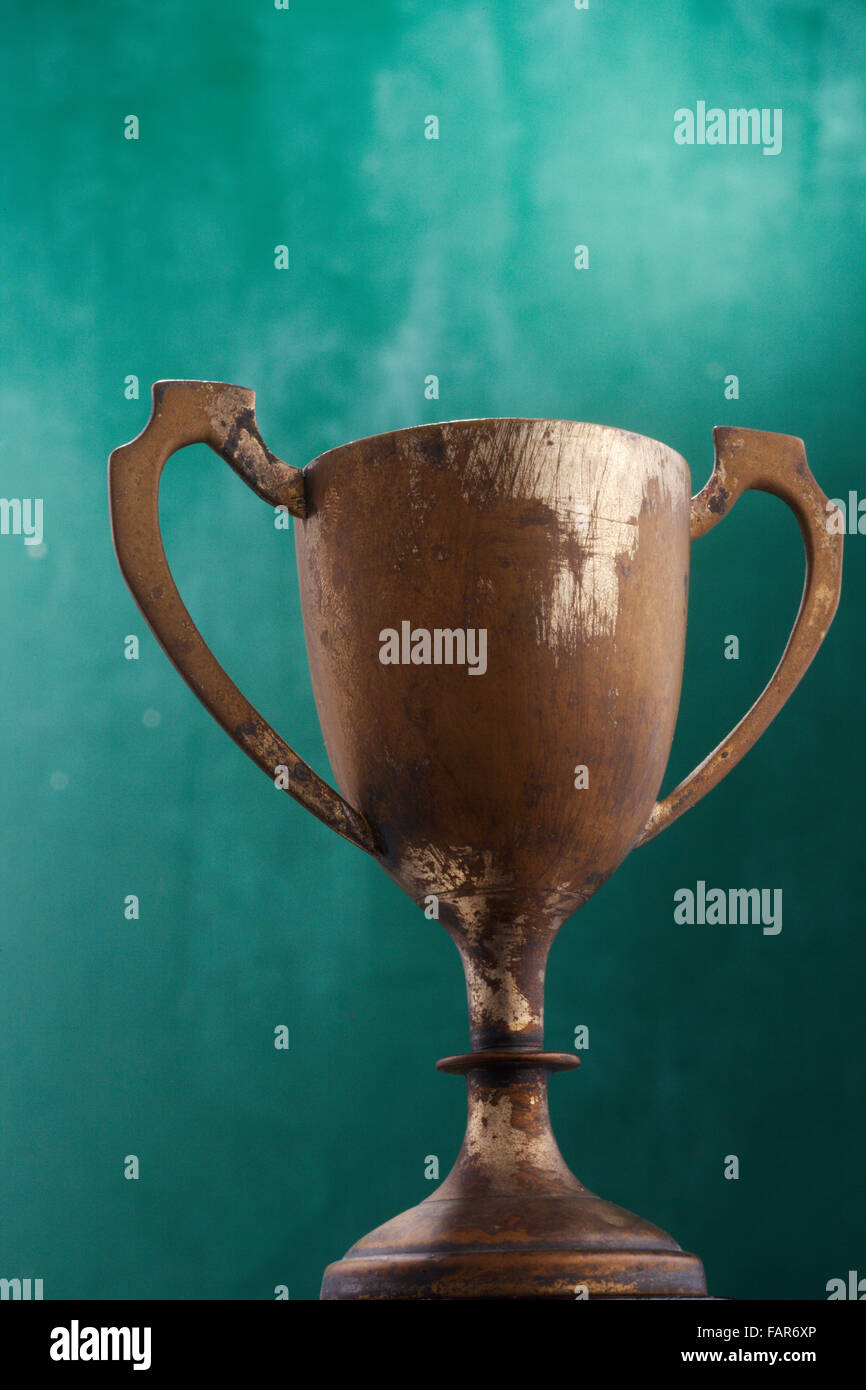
[320,1193,708,1300]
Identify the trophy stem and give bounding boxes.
[321,908,709,1298]
[444,902,559,1051]
[434,1050,584,1197]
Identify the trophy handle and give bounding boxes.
[636,425,843,847]
[108,379,380,857]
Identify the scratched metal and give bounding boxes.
[109,382,843,1299]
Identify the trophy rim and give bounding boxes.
[306,416,689,473]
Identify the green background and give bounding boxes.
[1,0,863,1300]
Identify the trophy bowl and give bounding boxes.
[109,381,842,1299]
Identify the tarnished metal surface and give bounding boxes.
[638,426,843,845]
[108,382,843,1299]
[108,381,377,855]
[322,1056,708,1299]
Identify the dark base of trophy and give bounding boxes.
[321,1052,708,1300]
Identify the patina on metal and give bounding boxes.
[108,381,843,1299]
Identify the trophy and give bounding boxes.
[109,381,842,1299]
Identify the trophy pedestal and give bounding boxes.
[321,1199,707,1301]
[321,1052,708,1300]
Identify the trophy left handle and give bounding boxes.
[108,379,381,858]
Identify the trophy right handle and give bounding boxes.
[636,426,843,847]
[108,379,380,858]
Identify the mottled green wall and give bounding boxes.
[1,0,863,1300]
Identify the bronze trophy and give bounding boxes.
[109,381,842,1299]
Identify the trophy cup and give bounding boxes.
[109,381,842,1299]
